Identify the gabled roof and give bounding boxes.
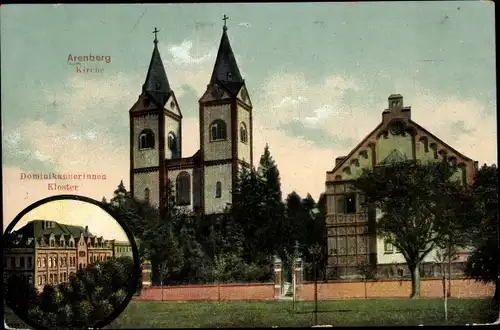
[327,123,382,174]
[328,118,475,175]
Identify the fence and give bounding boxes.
[134,278,494,301]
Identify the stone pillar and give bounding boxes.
[273,256,282,299]
[293,257,303,297]
[141,260,152,288]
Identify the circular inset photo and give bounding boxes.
[3,195,140,330]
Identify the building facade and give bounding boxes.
[324,94,478,279]
[112,240,134,259]
[129,22,253,218]
[3,220,132,292]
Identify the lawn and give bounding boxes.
[5,299,498,328]
[109,299,498,328]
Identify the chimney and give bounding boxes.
[383,94,411,122]
[84,226,88,234]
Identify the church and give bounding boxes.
[128,19,254,217]
[324,94,478,279]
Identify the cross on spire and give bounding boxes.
[222,14,229,31]
[153,27,159,44]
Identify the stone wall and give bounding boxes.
[296,278,494,300]
[134,278,493,301]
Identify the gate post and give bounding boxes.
[273,256,282,299]
[141,260,152,288]
[293,257,303,298]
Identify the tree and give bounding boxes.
[110,180,129,207]
[353,160,473,298]
[465,164,499,301]
[147,220,184,284]
[284,191,307,253]
[4,274,39,320]
[231,165,270,262]
[258,144,286,256]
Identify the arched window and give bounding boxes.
[138,129,155,149]
[42,275,46,284]
[240,122,248,144]
[37,258,41,268]
[210,120,227,141]
[168,132,177,151]
[42,257,46,268]
[216,181,222,198]
[176,171,191,206]
[144,187,150,203]
[50,239,55,247]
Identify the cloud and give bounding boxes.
[39,73,138,135]
[168,40,216,65]
[273,96,308,109]
[159,40,217,98]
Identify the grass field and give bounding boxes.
[110,299,497,328]
[5,299,498,328]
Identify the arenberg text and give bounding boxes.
[67,54,111,74]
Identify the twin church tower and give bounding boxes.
[129,18,254,217]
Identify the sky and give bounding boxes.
[1,2,497,227]
[9,199,129,241]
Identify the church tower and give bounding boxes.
[129,28,183,215]
[199,16,254,215]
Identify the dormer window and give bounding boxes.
[227,72,233,81]
[139,129,155,149]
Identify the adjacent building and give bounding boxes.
[3,220,133,291]
[129,21,254,219]
[324,94,478,279]
[112,240,134,259]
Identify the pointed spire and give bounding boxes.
[209,15,244,94]
[143,27,172,107]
